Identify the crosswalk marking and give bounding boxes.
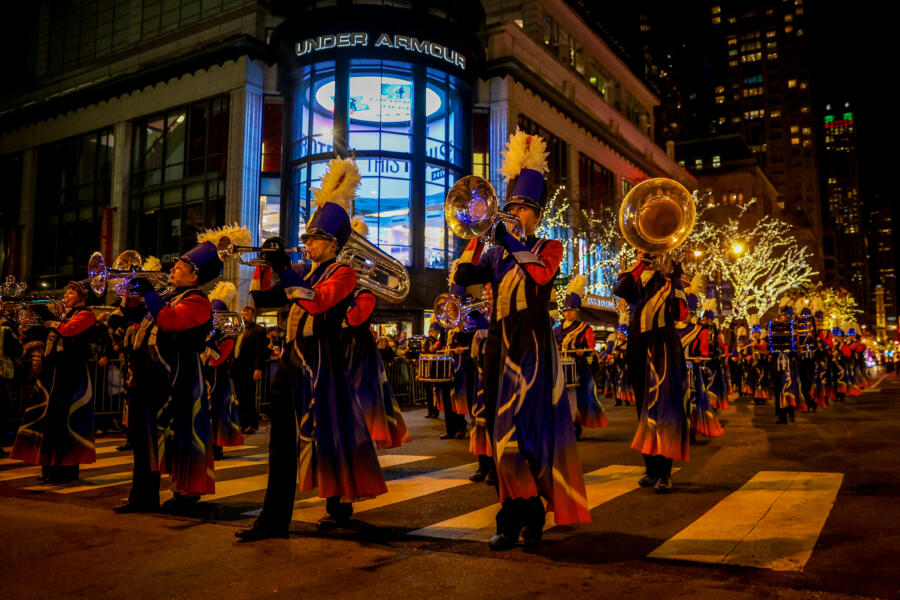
[22,454,270,494]
[411,465,671,541]
[0,440,130,466]
[163,454,436,505]
[0,444,261,482]
[648,471,843,571]
[291,463,476,523]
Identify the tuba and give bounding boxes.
[444,175,523,242]
[338,232,410,303]
[88,250,174,298]
[433,293,491,331]
[618,178,696,266]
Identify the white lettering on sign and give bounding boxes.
[296,32,368,56]
[296,32,466,71]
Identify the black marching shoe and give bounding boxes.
[439,433,454,440]
[574,422,583,440]
[484,470,498,486]
[161,495,200,514]
[235,521,289,542]
[488,533,518,551]
[654,477,674,494]
[469,470,487,482]
[520,526,543,549]
[637,474,657,488]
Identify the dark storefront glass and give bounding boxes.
[34,128,114,287]
[129,95,229,263]
[288,58,468,270]
[578,152,615,214]
[517,114,568,194]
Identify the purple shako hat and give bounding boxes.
[210,299,229,311]
[302,202,352,250]
[702,309,715,320]
[504,168,547,214]
[814,310,824,320]
[563,291,582,310]
[178,242,224,286]
[686,292,698,312]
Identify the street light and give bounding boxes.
[731,242,744,255]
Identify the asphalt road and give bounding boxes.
[2,374,899,599]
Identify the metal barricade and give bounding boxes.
[90,358,126,418]
[386,357,428,406]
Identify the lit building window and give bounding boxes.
[767,52,778,60]
[801,106,810,113]
[790,125,799,133]
[715,95,725,104]
[727,37,737,46]
[766,30,776,37]
[770,110,781,118]
[695,158,703,169]
[802,127,811,135]
[712,6,721,14]
[712,16,721,24]
[785,14,793,22]
[712,155,721,167]
[791,137,800,145]
[785,25,793,33]
[788,79,797,88]
[715,85,725,93]
[800,81,808,89]
[729,60,738,68]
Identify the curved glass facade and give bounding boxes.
[288,58,469,270]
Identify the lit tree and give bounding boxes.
[787,282,862,330]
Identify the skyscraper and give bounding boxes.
[703,0,823,271]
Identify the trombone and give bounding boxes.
[88,250,173,298]
[444,175,523,243]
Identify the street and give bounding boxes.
[2,376,899,600]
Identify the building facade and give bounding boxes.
[1,0,691,333]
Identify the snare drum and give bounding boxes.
[416,354,453,382]
[561,356,579,388]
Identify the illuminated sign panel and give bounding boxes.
[296,32,466,71]
[315,76,442,123]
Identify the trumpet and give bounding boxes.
[433,293,491,331]
[444,175,523,243]
[216,237,306,266]
[211,310,244,336]
[0,297,67,326]
[618,177,696,274]
[88,251,174,298]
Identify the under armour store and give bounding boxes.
[269,1,484,335]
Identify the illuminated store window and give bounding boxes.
[288,58,469,269]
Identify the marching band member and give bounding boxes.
[613,254,690,494]
[795,306,820,412]
[700,305,730,411]
[729,327,746,397]
[454,130,589,550]
[12,280,97,483]
[116,227,240,513]
[749,316,770,405]
[423,322,444,419]
[769,305,805,424]
[237,157,386,541]
[342,218,410,449]
[841,328,862,397]
[556,275,608,438]
[809,309,833,407]
[679,293,723,440]
[598,333,617,402]
[614,311,634,407]
[443,263,476,440]
[832,327,848,400]
[467,301,496,484]
[204,282,243,460]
